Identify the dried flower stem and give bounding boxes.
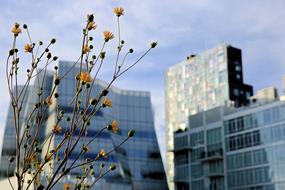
[5,8,156,190]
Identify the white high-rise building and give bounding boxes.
[165,44,253,190]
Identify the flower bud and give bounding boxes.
[90,97,98,105]
[109,164,116,171]
[54,77,60,85]
[9,49,15,56]
[51,38,56,44]
[101,89,108,96]
[128,129,135,137]
[47,53,52,59]
[9,157,14,162]
[151,42,157,48]
[99,52,106,59]
[88,14,94,22]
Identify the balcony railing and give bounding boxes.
[200,150,223,163]
[173,145,192,152]
[204,171,224,178]
[174,165,189,182]
[200,154,223,163]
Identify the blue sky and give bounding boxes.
[1,0,285,162]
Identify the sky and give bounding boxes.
[0,0,285,163]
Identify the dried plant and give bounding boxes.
[5,7,157,190]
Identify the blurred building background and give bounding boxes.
[174,86,285,190]
[165,44,253,190]
[167,44,285,190]
[0,61,168,190]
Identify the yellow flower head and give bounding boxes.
[83,44,91,54]
[64,183,71,190]
[53,124,62,134]
[87,21,97,31]
[24,44,33,53]
[79,72,92,83]
[11,23,21,35]
[103,98,112,108]
[44,96,52,106]
[114,7,124,17]
[98,149,107,158]
[108,120,119,133]
[103,31,114,42]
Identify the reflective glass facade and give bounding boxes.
[174,114,225,190]
[0,61,167,189]
[44,61,167,189]
[225,101,285,190]
[173,100,285,190]
[166,44,252,189]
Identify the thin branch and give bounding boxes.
[7,162,15,190]
[116,48,152,78]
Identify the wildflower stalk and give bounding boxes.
[113,17,122,77]
[5,7,157,190]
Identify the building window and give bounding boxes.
[217,52,225,63]
[219,70,227,83]
[263,109,272,124]
[253,131,261,145]
[226,130,261,151]
[229,137,237,151]
[235,65,241,71]
[244,132,252,147]
[228,119,236,134]
[191,147,205,162]
[237,134,244,149]
[236,74,241,80]
[175,152,188,165]
[236,117,244,132]
[246,91,251,98]
[190,131,204,147]
[191,164,203,178]
[233,88,239,96]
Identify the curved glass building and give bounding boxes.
[45,61,168,189]
[0,60,168,190]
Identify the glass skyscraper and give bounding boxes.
[165,44,253,190]
[0,61,168,190]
